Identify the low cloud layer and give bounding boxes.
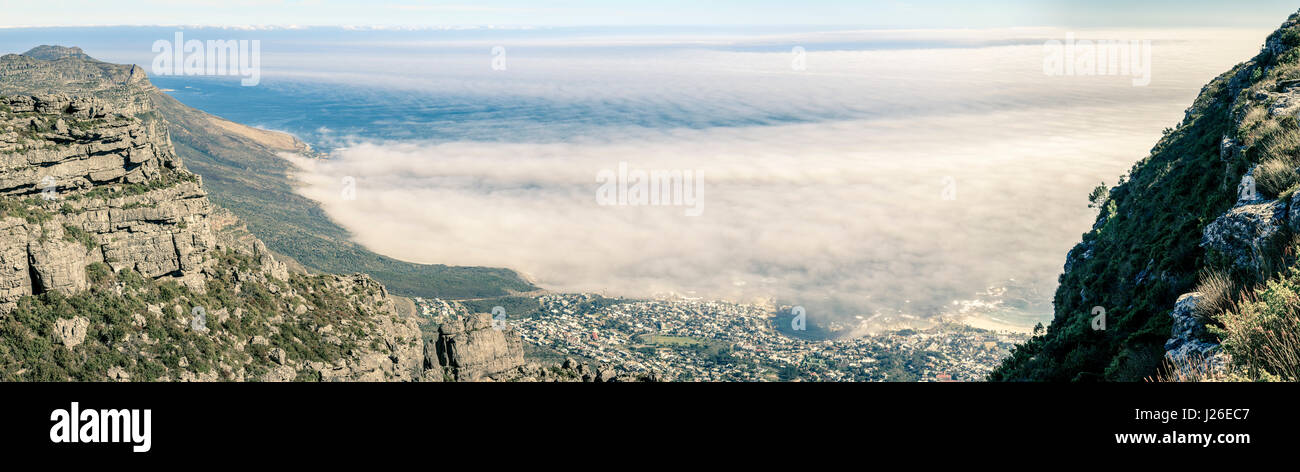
[274,28,1266,333]
[286,106,1158,332]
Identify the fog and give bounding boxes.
[269,27,1268,333]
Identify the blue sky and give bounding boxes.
[2,0,1299,28]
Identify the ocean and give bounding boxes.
[0,25,1274,333]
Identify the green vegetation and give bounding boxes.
[639,334,704,345]
[0,249,373,381]
[0,196,54,224]
[1087,183,1108,210]
[152,92,536,300]
[66,168,197,202]
[1212,266,1300,381]
[993,13,1300,382]
[991,41,1246,382]
[61,224,97,250]
[68,118,106,131]
[633,334,735,366]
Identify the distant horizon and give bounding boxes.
[3,0,1300,29]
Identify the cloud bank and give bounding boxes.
[275,28,1267,333]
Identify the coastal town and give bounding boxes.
[413,293,1028,382]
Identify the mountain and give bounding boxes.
[992,11,1300,382]
[3,44,536,301]
[18,45,94,61]
[0,46,649,382]
[149,90,538,300]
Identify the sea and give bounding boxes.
[0,25,1274,334]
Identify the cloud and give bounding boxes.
[272,27,1267,334]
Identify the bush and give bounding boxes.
[1254,157,1299,198]
[62,224,97,251]
[1194,270,1236,321]
[1148,352,1228,382]
[1212,268,1300,381]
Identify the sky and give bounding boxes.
[1,0,1299,28]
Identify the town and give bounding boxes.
[413,293,1029,382]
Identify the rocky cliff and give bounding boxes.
[0,90,431,380]
[993,11,1300,382]
[0,45,667,382]
[0,94,214,307]
[0,46,531,381]
[430,312,526,381]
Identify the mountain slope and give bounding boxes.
[149,90,537,299]
[992,12,1300,382]
[0,46,655,382]
[0,88,431,381]
[6,45,536,301]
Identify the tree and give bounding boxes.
[1087,183,1108,210]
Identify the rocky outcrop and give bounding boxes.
[0,95,176,190]
[1062,240,1094,276]
[1201,200,1288,272]
[432,313,525,381]
[0,93,215,309]
[53,316,88,348]
[0,49,431,383]
[1164,294,1220,358]
[0,47,152,115]
[1162,293,1227,379]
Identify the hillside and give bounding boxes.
[992,12,1300,382]
[0,45,535,302]
[3,45,537,302]
[0,46,542,382]
[149,91,538,300]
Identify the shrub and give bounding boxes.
[62,224,97,251]
[1212,268,1300,381]
[1194,270,1236,321]
[1147,352,1228,382]
[1254,157,1299,197]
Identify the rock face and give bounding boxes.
[0,93,216,310]
[53,316,89,347]
[1288,191,1300,233]
[0,47,433,382]
[1201,200,1288,272]
[0,46,586,383]
[1162,293,1227,378]
[432,313,525,381]
[1164,294,1220,359]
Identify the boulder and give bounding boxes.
[1163,293,1226,374]
[53,316,89,348]
[1201,200,1287,271]
[433,313,526,381]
